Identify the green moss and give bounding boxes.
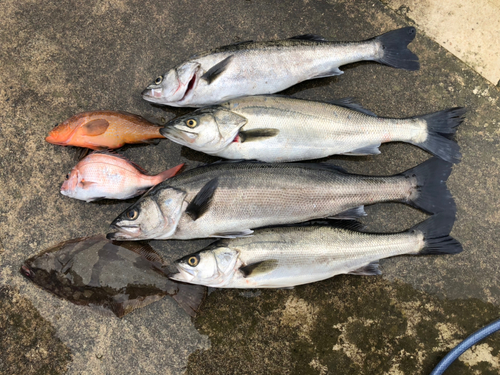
[187,277,500,375]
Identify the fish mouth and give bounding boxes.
[45,134,66,145]
[160,126,198,145]
[170,267,196,283]
[20,265,35,279]
[107,224,142,240]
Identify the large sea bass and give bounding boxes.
[162,96,465,164]
[170,214,462,288]
[107,158,454,241]
[142,27,419,107]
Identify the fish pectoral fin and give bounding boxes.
[210,229,254,238]
[185,178,218,221]
[111,294,165,318]
[201,55,234,84]
[79,180,98,189]
[238,128,280,143]
[329,206,366,220]
[288,34,328,42]
[348,261,381,276]
[82,119,110,136]
[85,197,105,202]
[341,144,381,156]
[310,67,344,79]
[329,98,377,117]
[239,259,278,278]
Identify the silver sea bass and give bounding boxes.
[142,27,419,107]
[161,96,465,164]
[170,214,462,288]
[107,158,454,241]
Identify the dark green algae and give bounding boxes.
[0,286,72,375]
[187,276,500,375]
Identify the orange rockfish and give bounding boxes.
[61,151,184,202]
[46,111,164,149]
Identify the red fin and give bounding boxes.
[155,163,185,182]
[82,119,109,136]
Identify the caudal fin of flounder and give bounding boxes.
[412,213,463,255]
[373,27,420,71]
[412,107,466,164]
[402,157,455,215]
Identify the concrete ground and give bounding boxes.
[1,0,499,374]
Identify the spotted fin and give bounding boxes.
[240,259,278,278]
[82,119,109,136]
[201,55,234,84]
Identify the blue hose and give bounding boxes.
[430,317,500,375]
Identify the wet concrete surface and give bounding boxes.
[1,0,499,374]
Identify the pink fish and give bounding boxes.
[61,152,184,202]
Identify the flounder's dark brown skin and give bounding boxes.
[20,235,206,317]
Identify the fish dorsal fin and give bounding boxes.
[240,259,278,278]
[82,119,110,136]
[185,178,218,221]
[295,219,366,231]
[114,241,166,266]
[221,40,254,47]
[238,128,280,143]
[201,55,234,84]
[348,261,381,276]
[288,34,328,42]
[329,98,377,117]
[89,151,149,175]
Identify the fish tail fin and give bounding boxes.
[372,27,420,71]
[410,107,466,164]
[402,157,455,214]
[154,163,185,183]
[412,213,463,255]
[170,283,207,317]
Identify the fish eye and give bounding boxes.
[21,265,34,278]
[187,255,199,267]
[154,76,163,85]
[126,209,138,220]
[65,173,69,179]
[186,119,197,128]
